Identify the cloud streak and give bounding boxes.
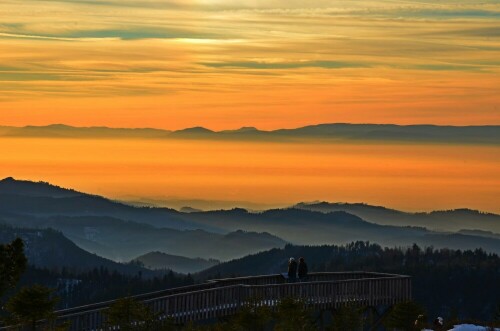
[200,61,369,70]
[0,0,498,128]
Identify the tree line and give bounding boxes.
[201,241,500,321]
[2,238,500,330]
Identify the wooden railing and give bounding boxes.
[1,272,411,331]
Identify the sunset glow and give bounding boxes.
[0,0,499,211]
[1,137,499,212]
[0,0,499,129]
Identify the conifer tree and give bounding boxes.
[384,301,426,331]
[104,297,154,331]
[494,303,500,324]
[5,285,59,331]
[104,297,178,331]
[330,305,364,331]
[229,298,272,331]
[274,297,316,331]
[0,238,27,297]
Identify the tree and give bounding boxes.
[384,301,426,331]
[5,285,59,331]
[229,298,272,331]
[329,305,365,331]
[0,238,27,297]
[103,297,177,331]
[274,297,316,331]
[494,303,500,324]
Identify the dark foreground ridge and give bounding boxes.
[1,272,410,331]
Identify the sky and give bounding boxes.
[0,0,499,130]
[0,0,499,211]
[2,138,499,212]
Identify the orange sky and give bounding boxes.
[0,0,499,211]
[1,137,499,212]
[0,0,499,130]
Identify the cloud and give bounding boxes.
[18,0,189,9]
[408,64,484,72]
[444,27,500,37]
[0,0,498,126]
[335,8,500,19]
[200,61,369,70]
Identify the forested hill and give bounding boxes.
[0,225,155,276]
[15,266,194,309]
[198,242,500,320]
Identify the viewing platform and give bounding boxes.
[3,272,411,331]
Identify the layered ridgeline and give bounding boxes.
[0,123,499,144]
[2,178,500,256]
[295,202,500,233]
[178,208,500,253]
[0,178,287,265]
[1,177,499,266]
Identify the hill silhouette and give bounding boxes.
[1,123,498,144]
[294,202,500,233]
[0,178,287,261]
[182,207,500,254]
[0,124,170,138]
[0,224,155,276]
[0,177,215,231]
[0,177,81,198]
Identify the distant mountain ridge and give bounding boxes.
[0,124,170,138]
[294,202,500,233]
[1,123,498,144]
[181,207,500,253]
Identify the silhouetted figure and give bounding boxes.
[288,258,297,281]
[298,257,308,280]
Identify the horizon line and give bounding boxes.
[2,122,500,133]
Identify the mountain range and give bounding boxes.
[294,202,500,233]
[0,178,286,262]
[1,123,499,144]
[0,177,499,275]
[179,208,500,252]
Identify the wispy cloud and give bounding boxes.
[200,61,368,70]
[0,0,498,127]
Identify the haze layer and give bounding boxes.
[1,136,498,212]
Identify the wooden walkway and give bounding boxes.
[3,272,411,331]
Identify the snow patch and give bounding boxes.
[451,326,500,331]
[423,325,500,331]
